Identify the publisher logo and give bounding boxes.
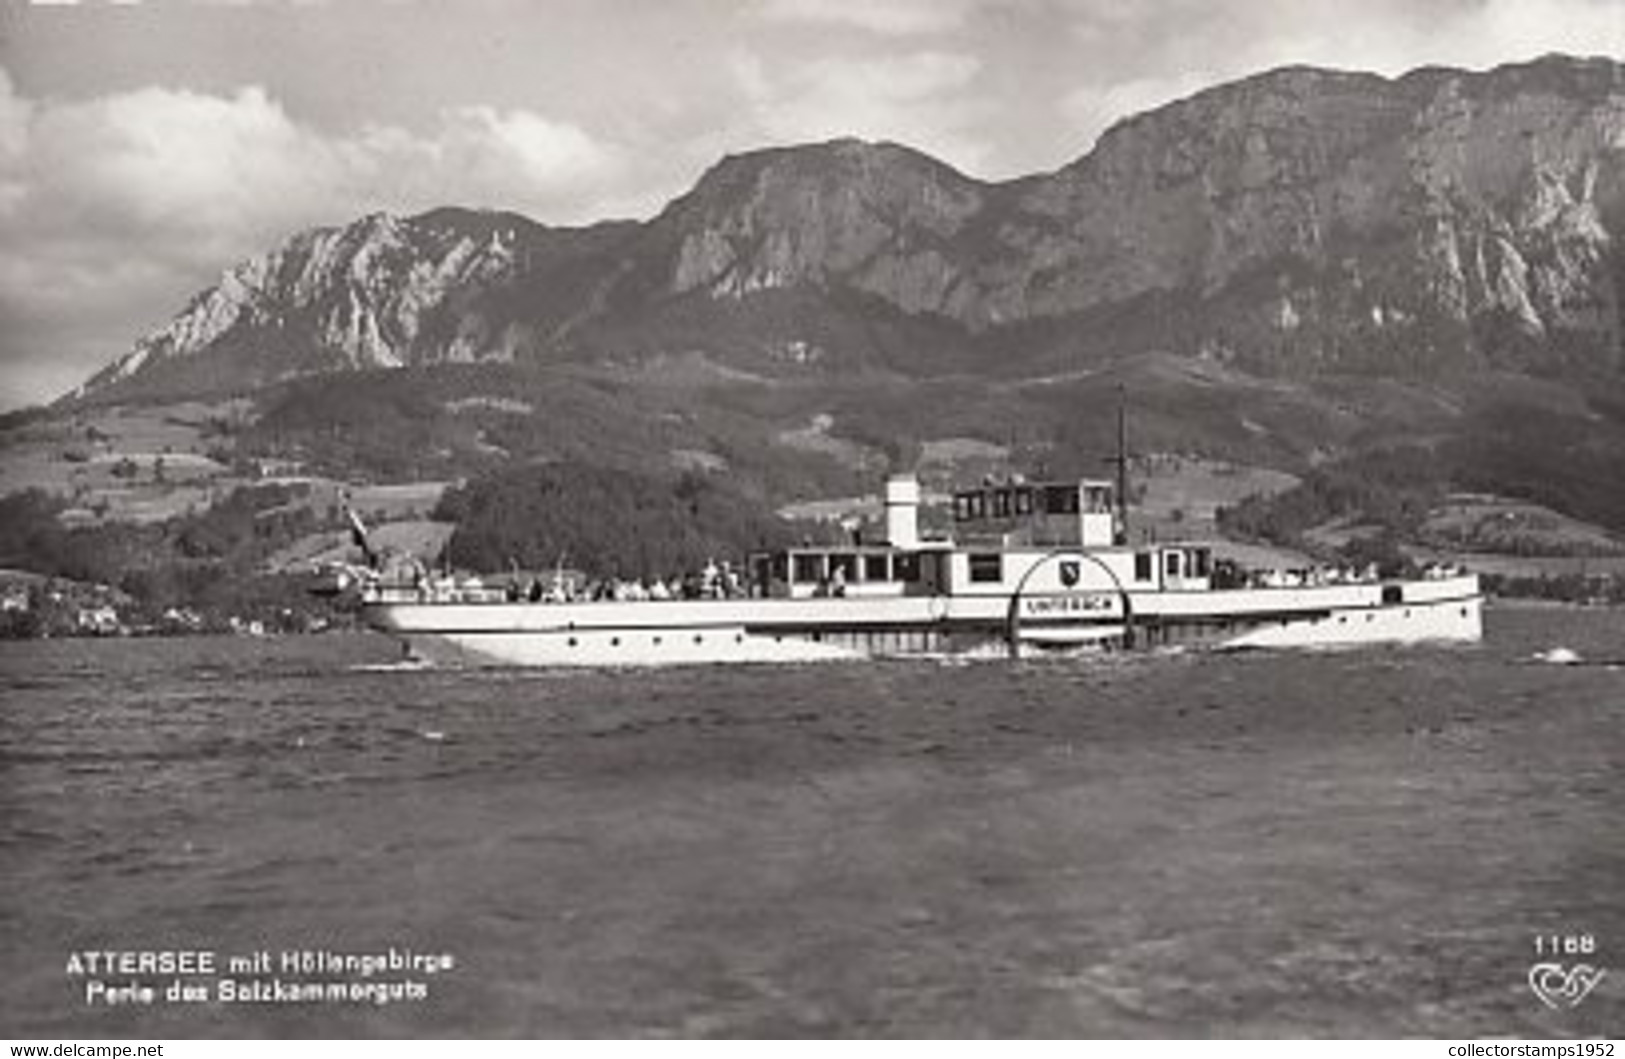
[1527,962,1606,1009]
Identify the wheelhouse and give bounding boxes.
[952,478,1120,548]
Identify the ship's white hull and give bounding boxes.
[394,626,864,667]
[1210,593,1482,650]
[362,575,1483,667]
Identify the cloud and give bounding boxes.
[1057,0,1625,149]
[441,107,613,189]
[1451,0,1624,66]
[0,69,32,217]
[15,80,623,246]
[755,0,980,36]
[0,68,631,406]
[25,84,332,263]
[1059,71,1217,153]
[730,49,991,172]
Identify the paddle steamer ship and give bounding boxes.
[351,472,1482,667]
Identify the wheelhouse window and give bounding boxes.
[1134,551,1154,582]
[992,489,1012,518]
[1165,551,1183,578]
[969,553,1004,583]
[863,554,890,582]
[1192,548,1212,577]
[1042,486,1080,515]
[1014,488,1034,516]
[953,492,989,522]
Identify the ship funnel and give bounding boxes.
[884,474,920,549]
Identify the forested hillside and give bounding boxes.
[435,461,799,580]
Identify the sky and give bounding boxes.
[0,0,1620,410]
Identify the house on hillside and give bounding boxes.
[75,604,122,636]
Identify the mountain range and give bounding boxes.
[49,54,1625,537]
[79,54,1623,399]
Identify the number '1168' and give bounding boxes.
[1534,934,1596,955]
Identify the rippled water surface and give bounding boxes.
[2,605,1621,1037]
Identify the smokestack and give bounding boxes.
[884,474,920,549]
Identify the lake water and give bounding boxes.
[1,605,1621,1037]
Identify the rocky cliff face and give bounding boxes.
[980,58,1623,373]
[78,55,1624,402]
[652,140,986,315]
[77,209,619,397]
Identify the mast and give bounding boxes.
[1113,384,1129,545]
